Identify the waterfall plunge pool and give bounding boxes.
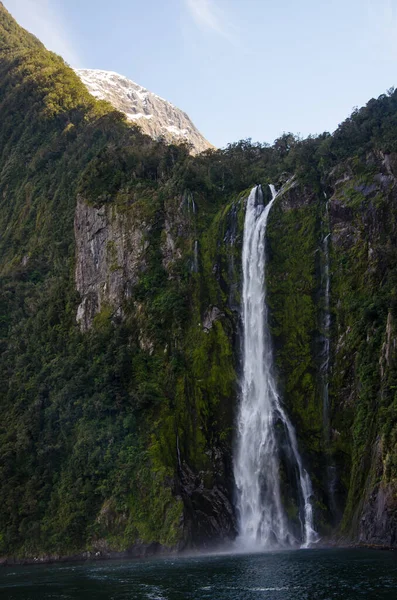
[1,548,396,599]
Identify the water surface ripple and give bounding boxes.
[1,549,396,599]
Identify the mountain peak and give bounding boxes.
[75,68,214,154]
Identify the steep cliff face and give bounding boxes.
[72,184,243,548]
[72,156,397,549]
[2,0,397,560]
[264,150,397,545]
[328,150,397,545]
[76,69,213,154]
[72,182,241,548]
[74,196,149,331]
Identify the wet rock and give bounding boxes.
[276,180,313,212]
[359,441,397,547]
[74,196,148,330]
[202,306,224,332]
[178,463,237,549]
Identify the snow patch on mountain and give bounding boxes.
[75,69,213,154]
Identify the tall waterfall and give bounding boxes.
[234,184,317,549]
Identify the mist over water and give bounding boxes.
[234,185,317,549]
[1,549,396,599]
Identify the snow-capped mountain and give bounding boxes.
[75,69,213,154]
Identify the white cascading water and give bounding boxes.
[193,240,199,273]
[321,200,337,516]
[234,184,317,549]
[321,201,331,431]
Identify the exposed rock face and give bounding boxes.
[264,153,397,546]
[74,196,148,331]
[161,192,195,273]
[202,306,224,332]
[179,462,237,548]
[359,484,397,546]
[72,150,397,549]
[358,441,397,547]
[7,0,397,558]
[73,190,238,548]
[74,191,197,330]
[75,69,213,155]
[327,151,397,545]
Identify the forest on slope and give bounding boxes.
[0,1,397,558]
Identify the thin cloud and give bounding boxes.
[185,0,233,39]
[4,0,81,66]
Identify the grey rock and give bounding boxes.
[359,441,397,546]
[74,196,148,331]
[202,306,224,332]
[178,463,237,548]
[76,69,213,155]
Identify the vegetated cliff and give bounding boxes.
[266,154,397,546]
[1,1,397,560]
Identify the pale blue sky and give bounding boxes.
[4,0,397,148]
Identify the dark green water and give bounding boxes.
[0,549,396,599]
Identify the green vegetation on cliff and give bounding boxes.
[1,0,397,558]
[0,2,249,555]
[0,2,188,555]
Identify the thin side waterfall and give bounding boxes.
[321,199,337,516]
[321,203,331,435]
[192,240,199,273]
[186,190,199,274]
[234,184,317,549]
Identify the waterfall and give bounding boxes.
[192,240,199,273]
[234,184,317,549]
[186,191,197,216]
[321,200,337,517]
[321,207,331,434]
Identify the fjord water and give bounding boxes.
[234,185,316,548]
[1,549,396,599]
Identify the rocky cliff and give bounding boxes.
[264,149,397,545]
[1,1,397,560]
[74,196,149,331]
[76,69,213,154]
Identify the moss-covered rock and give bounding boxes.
[3,0,397,557]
